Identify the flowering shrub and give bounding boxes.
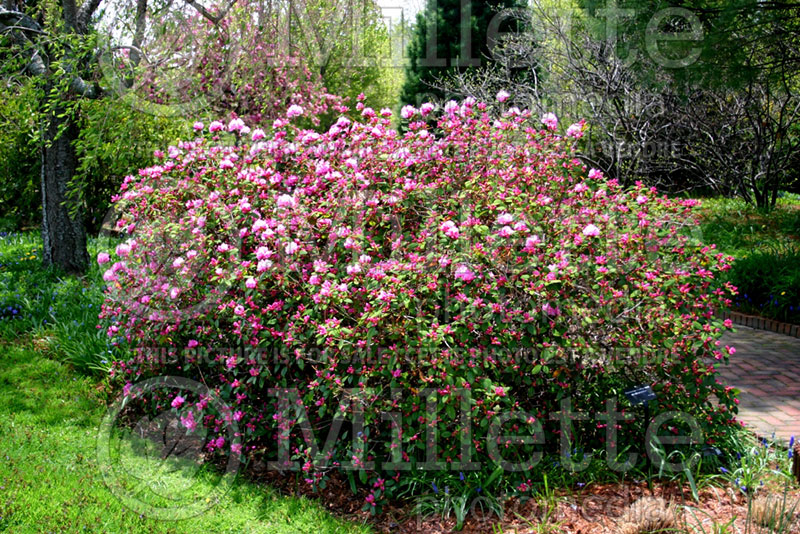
[100,95,738,507]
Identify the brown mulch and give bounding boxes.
[247,460,800,533]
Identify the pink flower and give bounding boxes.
[496,212,513,225]
[115,243,131,257]
[102,269,117,282]
[287,105,304,118]
[498,226,515,237]
[187,339,199,348]
[542,303,561,317]
[525,235,541,249]
[180,410,196,432]
[245,277,257,289]
[209,120,224,132]
[97,252,110,265]
[285,241,299,255]
[582,224,601,237]
[588,168,603,180]
[228,118,245,132]
[495,386,506,397]
[172,257,185,269]
[636,195,648,204]
[255,246,272,260]
[420,102,435,116]
[454,265,475,282]
[231,442,243,455]
[234,304,245,316]
[276,194,296,208]
[439,220,460,239]
[541,112,558,131]
[251,128,266,141]
[496,90,510,103]
[566,122,584,138]
[401,105,416,119]
[171,396,185,408]
[257,259,272,272]
[377,290,395,302]
[192,121,204,131]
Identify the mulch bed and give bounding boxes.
[249,461,800,533]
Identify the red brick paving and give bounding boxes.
[718,326,800,443]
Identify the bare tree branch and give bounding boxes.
[183,0,237,24]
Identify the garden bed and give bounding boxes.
[250,466,800,533]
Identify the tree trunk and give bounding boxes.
[41,108,89,274]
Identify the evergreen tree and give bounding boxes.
[400,0,528,106]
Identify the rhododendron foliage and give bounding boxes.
[100,96,738,508]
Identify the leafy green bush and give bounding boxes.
[99,100,739,510]
[73,99,189,234]
[0,82,42,230]
[697,195,800,324]
[726,245,800,324]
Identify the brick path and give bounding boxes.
[718,327,800,442]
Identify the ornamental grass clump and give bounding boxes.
[99,94,738,508]
[750,493,796,530]
[618,496,679,534]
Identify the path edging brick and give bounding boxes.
[720,310,800,339]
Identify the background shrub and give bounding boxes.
[726,246,800,325]
[697,195,800,324]
[100,98,739,508]
[0,81,42,230]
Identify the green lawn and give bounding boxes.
[696,193,800,324]
[696,194,800,258]
[0,341,371,533]
[0,232,371,533]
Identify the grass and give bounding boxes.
[0,341,371,533]
[696,193,800,258]
[0,232,371,533]
[696,193,800,324]
[0,231,113,373]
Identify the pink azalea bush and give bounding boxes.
[100,95,738,507]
